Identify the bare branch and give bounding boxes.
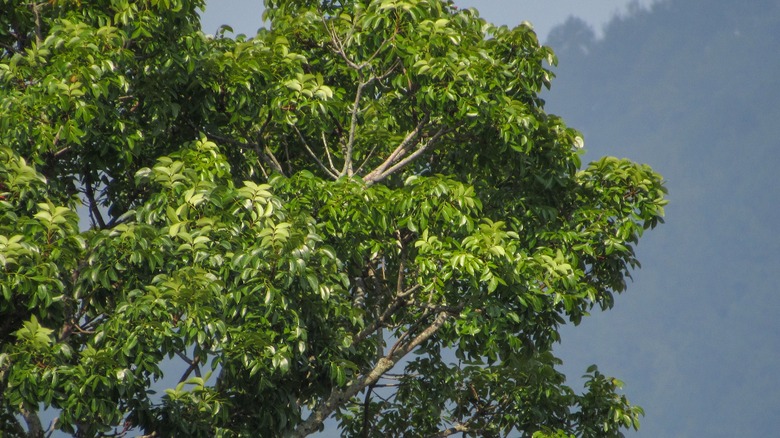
[0,41,18,55]
[322,131,337,172]
[323,18,364,70]
[323,12,400,71]
[323,14,403,178]
[396,234,406,295]
[30,2,44,46]
[361,383,375,438]
[429,424,470,438]
[342,80,367,176]
[44,417,59,438]
[254,112,278,179]
[353,143,381,176]
[351,283,418,347]
[373,126,450,182]
[204,130,284,177]
[293,125,339,179]
[363,115,429,182]
[386,317,423,359]
[292,312,451,438]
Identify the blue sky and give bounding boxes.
[199,0,660,40]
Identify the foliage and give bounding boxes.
[0,0,665,436]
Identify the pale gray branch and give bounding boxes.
[292,312,451,437]
[351,282,420,347]
[342,80,368,176]
[362,116,429,182]
[429,424,470,438]
[376,126,450,181]
[340,68,398,176]
[323,18,364,70]
[293,125,339,179]
[321,131,337,172]
[364,121,452,185]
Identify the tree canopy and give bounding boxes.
[0,0,666,436]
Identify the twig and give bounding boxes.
[293,125,339,179]
[322,131,337,172]
[204,129,284,177]
[360,383,375,438]
[353,143,381,176]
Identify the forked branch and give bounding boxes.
[292,311,451,437]
[293,125,339,179]
[363,120,451,184]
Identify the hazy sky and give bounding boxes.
[200,0,660,41]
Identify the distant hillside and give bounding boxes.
[542,0,780,436]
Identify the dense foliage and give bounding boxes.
[0,0,666,436]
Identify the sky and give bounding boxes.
[199,0,660,41]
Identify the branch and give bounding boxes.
[429,424,470,438]
[386,307,431,359]
[351,282,419,347]
[204,129,285,177]
[44,417,59,438]
[324,13,403,178]
[322,132,337,172]
[323,17,364,71]
[362,115,434,183]
[176,352,201,383]
[293,125,339,179]
[30,2,44,46]
[83,172,106,229]
[379,116,429,169]
[323,12,400,71]
[366,126,451,185]
[254,112,280,178]
[395,232,406,295]
[353,143,381,176]
[0,41,18,55]
[360,382,375,438]
[342,80,367,176]
[20,405,44,438]
[292,312,451,437]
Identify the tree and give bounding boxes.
[0,0,666,436]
